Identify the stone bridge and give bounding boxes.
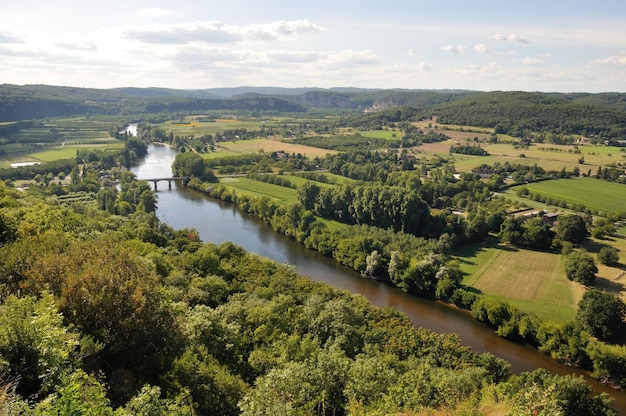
[140,176,190,190]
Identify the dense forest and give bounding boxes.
[430,91,626,139]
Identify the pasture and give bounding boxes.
[28,142,124,162]
[456,239,581,323]
[508,177,626,215]
[355,130,403,141]
[219,177,299,205]
[414,134,626,174]
[161,117,276,137]
[581,235,626,303]
[220,139,337,159]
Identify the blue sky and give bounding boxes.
[1,0,626,92]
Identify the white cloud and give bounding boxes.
[244,20,325,40]
[441,45,468,54]
[136,8,174,18]
[123,19,324,45]
[267,50,321,63]
[325,49,383,65]
[521,57,544,66]
[417,62,433,71]
[54,41,98,51]
[593,53,626,66]
[492,33,530,44]
[124,22,242,44]
[0,30,24,44]
[474,44,493,54]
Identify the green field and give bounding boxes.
[28,143,124,162]
[62,131,117,143]
[456,239,581,323]
[200,148,242,159]
[288,172,356,186]
[357,130,403,140]
[219,177,299,205]
[0,143,36,154]
[417,138,626,174]
[221,138,336,158]
[507,177,626,215]
[162,118,270,137]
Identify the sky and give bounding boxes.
[1,0,626,92]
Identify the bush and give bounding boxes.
[564,251,597,285]
[598,246,620,266]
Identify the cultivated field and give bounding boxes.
[412,129,626,174]
[508,177,626,215]
[219,177,299,205]
[162,118,267,137]
[220,138,337,159]
[457,239,582,323]
[29,143,125,162]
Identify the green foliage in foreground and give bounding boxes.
[0,181,617,415]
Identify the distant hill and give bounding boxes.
[1,84,626,139]
[112,87,222,99]
[430,91,626,137]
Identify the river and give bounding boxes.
[133,144,626,412]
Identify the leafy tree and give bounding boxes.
[138,189,157,213]
[96,188,117,214]
[598,246,620,266]
[240,346,349,416]
[577,289,626,342]
[343,353,398,408]
[167,346,247,416]
[0,211,17,247]
[565,251,598,285]
[556,214,588,244]
[172,152,216,181]
[522,216,555,249]
[297,181,321,211]
[70,165,81,185]
[115,385,193,416]
[506,368,615,416]
[33,370,113,415]
[21,239,184,396]
[0,293,81,398]
[586,340,626,388]
[499,216,524,246]
[592,218,615,239]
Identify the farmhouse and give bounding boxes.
[542,212,559,226]
[471,168,496,178]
